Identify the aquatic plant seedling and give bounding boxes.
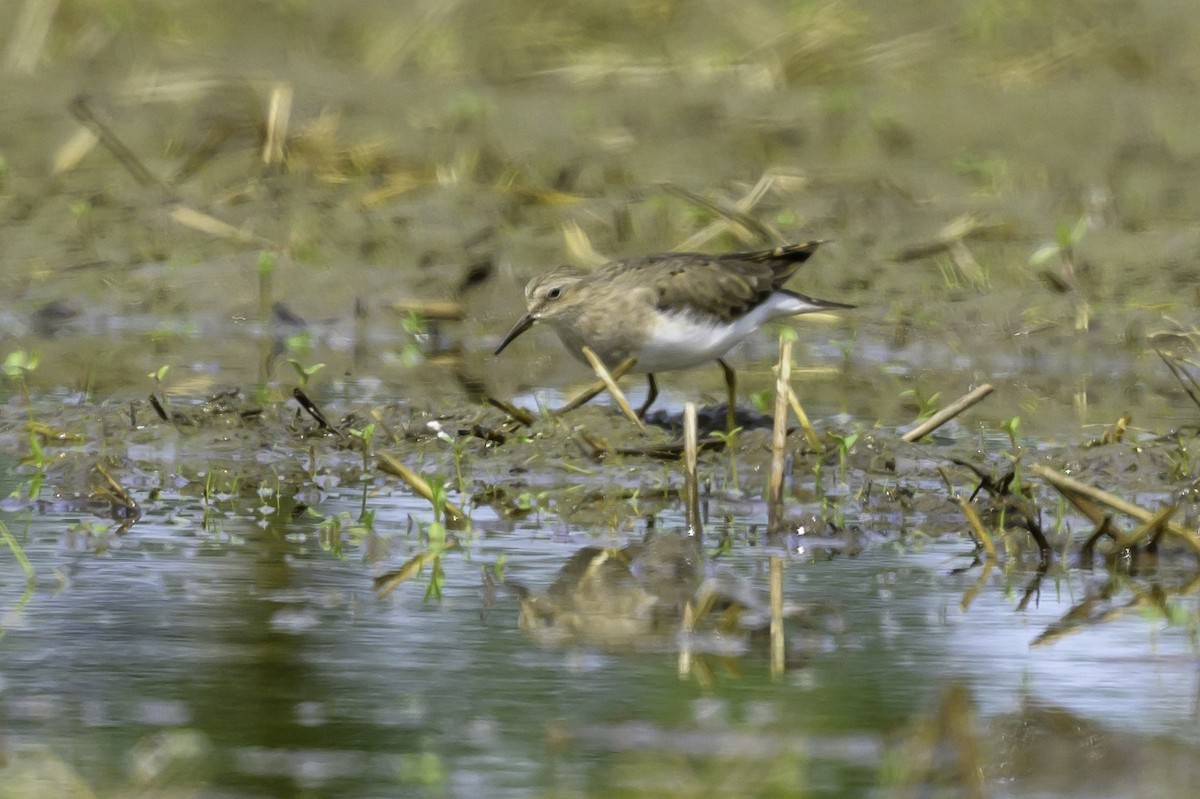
[3,350,39,379]
[1029,215,1091,291]
[900,385,941,422]
[258,251,276,321]
[830,431,859,485]
[1001,415,1023,494]
[318,509,376,558]
[709,425,744,494]
[428,421,473,501]
[349,423,377,482]
[0,520,34,581]
[4,350,40,421]
[377,451,468,530]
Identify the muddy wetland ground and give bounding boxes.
[4,1,1200,797]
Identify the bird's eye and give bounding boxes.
[546,287,563,300]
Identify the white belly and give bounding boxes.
[633,315,742,372]
[634,293,823,372]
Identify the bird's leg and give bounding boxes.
[637,373,659,419]
[718,358,737,433]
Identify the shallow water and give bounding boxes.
[3,450,1200,797]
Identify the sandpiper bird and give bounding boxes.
[494,240,852,426]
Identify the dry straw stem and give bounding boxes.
[1108,504,1178,551]
[561,220,609,268]
[769,555,785,678]
[5,0,59,73]
[1029,463,1200,556]
[889,682,987,799]
[1155,348,1200,411]
[581,347,646,433]
[682,402,702,537]
[959,558,995,612]
[785,384,824,452]
[262,83,293,165]
[95,463,138,514]
[66,95,281,247]
[67,95,171,194]
[674,170,786,252]
[377,451,469,530]
[51,126,100,175]
[902,384,994,442]
[577,429,612,459]
[956,496,996,559]
[892,213,1013,262]
[553,355,638,416]
[678,600,695,678]
[373,542,460,599]
[661,183,774,245]
[170,205,279,247]
[948,240,987,289]
[390,299,467,321]
[767,337,792,534]
[485,395,537,427]
[26,420,86,443]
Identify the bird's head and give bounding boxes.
[494,266,588,355]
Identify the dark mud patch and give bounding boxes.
[5,386,1199,631]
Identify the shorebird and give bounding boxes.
[494,240,851,428]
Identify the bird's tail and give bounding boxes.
[727,240,827,284]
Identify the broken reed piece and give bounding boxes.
[67,94,170,194]
[292,387,342,436]
[576,429,612,459]
[682,402,702,538]
[579,347,646,433]
[95,463,139,515]
[902,383,994,442]
[1030,463,1200,556]
[485,395,537,427]
[553,355,639,416]
[767,336,792,535]
[377,451,469,530]
[170,205,278,247]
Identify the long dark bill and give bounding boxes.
[493,313,536,355]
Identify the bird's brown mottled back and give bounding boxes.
[593,240,825,323]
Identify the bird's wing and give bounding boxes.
[625,253,781,323]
